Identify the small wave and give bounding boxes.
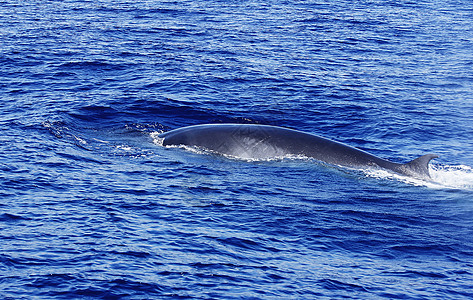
[43,121,90,149]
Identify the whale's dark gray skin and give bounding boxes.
[159,124,438,180]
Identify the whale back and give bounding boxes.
[160,124,438,180]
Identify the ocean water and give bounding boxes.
[1,0,473,299]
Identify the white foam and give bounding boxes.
[151,130,210,156]
[116,145,133,151]
[150,131,165,146]
[363,164,473,190]
[429,164,473,190]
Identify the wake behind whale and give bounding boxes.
[159,124,438,180]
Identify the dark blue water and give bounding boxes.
[2,0,473,298]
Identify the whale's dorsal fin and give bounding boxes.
[399,154,438,180]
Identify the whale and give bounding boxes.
[159,124,438,180]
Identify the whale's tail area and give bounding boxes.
[396,154,438,180]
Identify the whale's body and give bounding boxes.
[159,124,438,179]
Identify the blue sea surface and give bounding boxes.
[2,0,473,299]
